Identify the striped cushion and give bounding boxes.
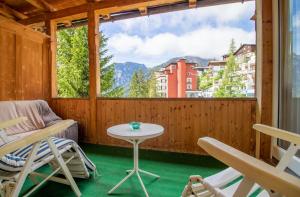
[0,137,96,173]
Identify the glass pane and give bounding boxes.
[279,0,300,149]
[56,26,89,98]
[99,2,256,98]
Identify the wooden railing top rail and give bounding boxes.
[198,137,300,197]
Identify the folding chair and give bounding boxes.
[182,124,300,197]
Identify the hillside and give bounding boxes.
[113,56,211,94]
[114,62,148,94]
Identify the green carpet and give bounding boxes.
[21,144,227,197]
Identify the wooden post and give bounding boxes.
[45,19,58,98]
[256,0,273,160]
[88,3,99,143]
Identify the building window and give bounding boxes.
[187,84,192,90]
[187,78,192,83]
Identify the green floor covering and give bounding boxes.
[21,144,227,197]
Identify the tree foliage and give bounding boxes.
[57,26,89,97]
[214,39,246,97]
[56,26,123,98]
[198,69,213,91]
[99,32,124,97]
[147,71,159,98]
[129,69,149,98]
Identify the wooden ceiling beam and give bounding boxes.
[19,0,182,25]
[40,0,57,12]
[0,3,28,20]
[19,0,252,25]
[25,0,57,11]
[26,0,46,10]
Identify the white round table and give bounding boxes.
[107,123,164,197]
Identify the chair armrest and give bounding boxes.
[253,124,300,145]
[0,117,27,129]
[0,119,75,158]
[198,137,300,197]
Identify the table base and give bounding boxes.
[108,140,159,197]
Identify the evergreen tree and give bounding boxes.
[129,69,149,98]
[214,39,245,97]
[229,38,237,54]
[99,32,124,97]
[198,69,213,91]
[57,26,89,97]
[56,27,123,97]
[147,71,158,98]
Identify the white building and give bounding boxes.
[234,44,256,97]
[155,70,168,97]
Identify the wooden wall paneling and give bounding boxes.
[192,101,204,153]
[51,99,256,155]
[15,34,23,99]
[21,38,44,99]
[90,99,257,155]
[49,99,90,142]
[42,36,50,100]
[0,16,49,101]
[0,28,16,100]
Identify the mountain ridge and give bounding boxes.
[113,56,211,94]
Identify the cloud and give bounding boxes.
[108,26,255,67]
[294,13,300,28]
[114,1,255,34]
[103,1,256,67]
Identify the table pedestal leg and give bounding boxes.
[108,140,159,197]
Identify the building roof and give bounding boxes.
[234,44,256,56]
[207,60,226,67]
[223,44,256,58]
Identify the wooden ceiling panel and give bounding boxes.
[43,0,86,10]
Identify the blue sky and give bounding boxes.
[292,0,300,55]
[101,1,256,67]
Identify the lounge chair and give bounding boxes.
[0,117,96,197]
[182,124,300,197]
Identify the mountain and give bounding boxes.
[113,56,211,95]
[114,62,148,93]
[152,56,211,71]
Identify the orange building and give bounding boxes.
[162,59,198,98]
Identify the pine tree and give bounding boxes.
[57,26,89,97]
[99,31,124,97]
[147,71,158,98]
[129,69,149,98]
[214,39,245,97]
[56,27,123,97]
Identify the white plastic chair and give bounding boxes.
[182,124,300,197]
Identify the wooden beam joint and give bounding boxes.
[189,0,197,8]
[138,7,147,16]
